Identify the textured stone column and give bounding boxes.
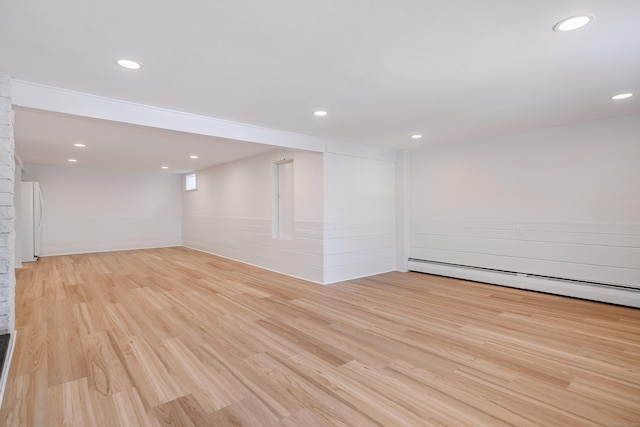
[0,72,15,334]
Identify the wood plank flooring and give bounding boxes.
[1,247,639,426]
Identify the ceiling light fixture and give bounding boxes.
[116,59,142,70]
[553,15,592,32]
[161,166,169,169]
[313,111,328,117]
[411,134,422,139]
[67,159,77,163]
[74,143,86,147]
[611,92,633,100]
[190,155,198,159]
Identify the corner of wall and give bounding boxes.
[0,72,16,333]
[395,150,410,272]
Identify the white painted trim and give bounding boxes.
[13,80,400,162]
[395,150,410,271]
[12,80,326,152]
[183,245,324,285]
[0,331,17,410]
[13,152,24,172]
[40,245,182,258]
[325,139,396,162]
[271,158,294,239]
[408,259,640,308]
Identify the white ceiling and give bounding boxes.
[14,108,276,173]
[1,0,639,172]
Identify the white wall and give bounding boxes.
[13,160,21,268]
[182,149,325,283]
[324,153,396,284]
[395,150,410,272]
[0,72,15,333]
[409,114,640,291]
[22,165,182,255]
[183,148,398,285]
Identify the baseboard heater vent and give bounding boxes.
[408,258,640,309]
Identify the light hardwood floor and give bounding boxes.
[1,247,639,426]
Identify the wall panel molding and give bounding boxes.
[42,216,181,256]
[408,259,640,308]
[183,216,324,283]
[324,220,395,284]
[410,219,640,292]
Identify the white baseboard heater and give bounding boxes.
[408,259,640,309]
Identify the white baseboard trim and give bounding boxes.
[182,246,324,285]
[408,259,640,308]
[0,331,17,409]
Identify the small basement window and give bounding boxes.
[185,173,197,191]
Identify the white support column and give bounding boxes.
[395,150,410,272]
[0,72,15,333]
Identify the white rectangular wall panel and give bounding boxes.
[22,165,182,255]
[182,150,325,284]
[323,153,396,284]
[409,114,640,303]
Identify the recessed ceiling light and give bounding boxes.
[313,111,328,117]
[116,59,142,70]
[553,15,592,32]
[74,143,86,147]
[611,92,633,100]
[411,134,422,139]
[161,166,169,169]
[190,155,198,159]
[67,159,77,163]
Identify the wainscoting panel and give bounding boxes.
[324,220,395,284]
[410,220,640,288]
[183,216,324,283]
[41,216,182,256]
[409,220,640,305]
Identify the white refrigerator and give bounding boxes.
[21,181,43,262]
